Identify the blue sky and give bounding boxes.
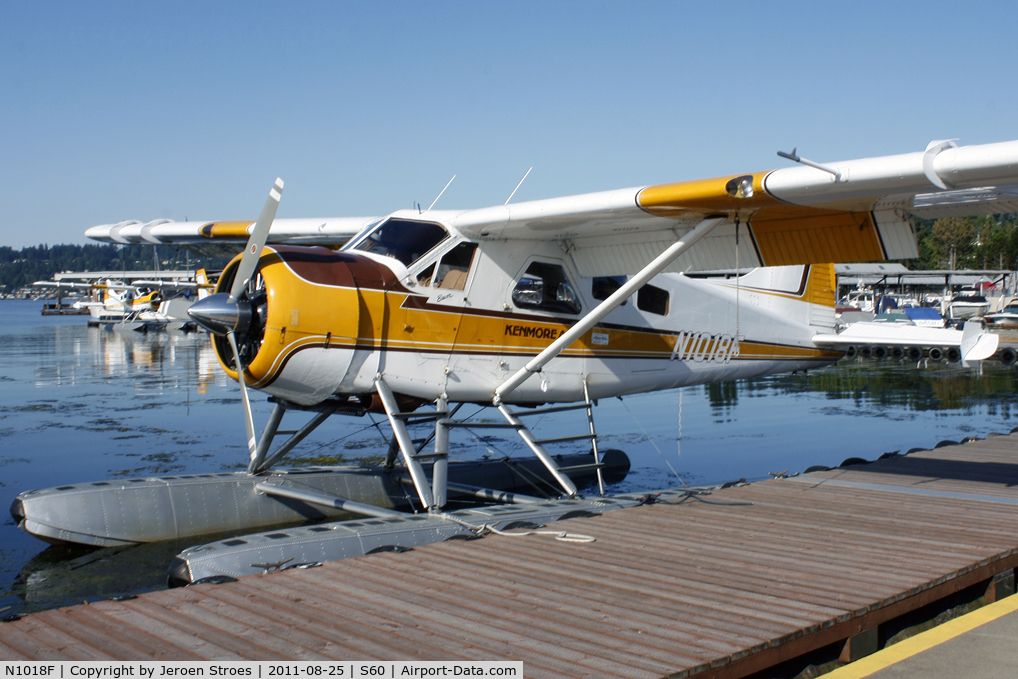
[2,1,1016,248]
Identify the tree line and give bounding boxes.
[912,213,1018,270]
[0,244,229,294]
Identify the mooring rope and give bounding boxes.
[437,512,596,543]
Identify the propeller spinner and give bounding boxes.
[186,292,253,336]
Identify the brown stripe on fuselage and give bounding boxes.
[271,246,409,292]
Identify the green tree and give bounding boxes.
[909,213,1018,271]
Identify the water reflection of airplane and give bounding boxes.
[15,138,1018,586]
[32,326,204,388]
[63,325,227,394]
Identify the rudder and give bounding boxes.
[804,263,836,330]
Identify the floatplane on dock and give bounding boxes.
[12,138,1018,585]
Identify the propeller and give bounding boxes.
[231,178,283,302]
[188,178,283,462]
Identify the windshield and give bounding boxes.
[352,219,449,267]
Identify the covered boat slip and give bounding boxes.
[6,436,1018,679]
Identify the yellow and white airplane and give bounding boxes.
[14,138,1018,580]
[102,139,1018,502]
[76,281,163,322]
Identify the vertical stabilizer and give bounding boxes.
[731,264,837,332]
[196,269,210,300]
[804,263,837,331]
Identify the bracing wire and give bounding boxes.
[735,217,741,342]
[620,396,688,488]
[676,388,683,461]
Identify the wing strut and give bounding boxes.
[493,216,726,402]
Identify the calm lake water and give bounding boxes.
[2,299,1018,615]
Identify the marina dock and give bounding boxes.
[4,434,1018,678]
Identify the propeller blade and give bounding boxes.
[226,330,258,461]
[230,178,283,301]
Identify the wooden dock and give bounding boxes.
[5,434,1018,678]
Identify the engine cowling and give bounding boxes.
[199,246,406,405]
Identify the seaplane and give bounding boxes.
[131,269,215,331]
[12,137,1018,586]
[33,279,163,322]
[35,272,216,330]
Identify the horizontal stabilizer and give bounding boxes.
[813,321,999,361]
[961,321,1000,361]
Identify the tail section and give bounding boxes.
[734,263,837,332]
[195,268,211,300]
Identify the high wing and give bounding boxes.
[446,139,1018,277]
[84,139,1018,275]
[84,217,379,257]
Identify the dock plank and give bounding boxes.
[0,621,72,660]
[89,600,250,660]
[407,535,814,642]
[316,555,701,672]
[285,566,668,679]
[194,580,466,662]
[233,578,582,675]
[142,589,331,661]
[238,576,587,678]
[368,545,765,657]
[66,603,204,660]
[123,596,289,661]
[13,615,116,661]
[0,632,35,660]
[32,609,151,660]
[172,586,367,660]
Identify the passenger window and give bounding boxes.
[352,219,448,267]
[512,262,582,315]
[592,276,628,305]
[434,242,477,290]
[637,284,669,316]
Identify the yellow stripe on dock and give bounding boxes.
[826,593,1018,679]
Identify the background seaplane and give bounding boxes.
[13,138,1018,585]
[31,279,164,322]
[39,272,216,330]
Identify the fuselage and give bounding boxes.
[210,215,843,406]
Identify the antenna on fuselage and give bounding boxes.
[427,175,456,211]
[504,167,533,205]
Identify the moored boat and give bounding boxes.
[986,304,1018,327]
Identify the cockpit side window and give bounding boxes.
[512,261,582,315]
[415,242,478,289]
[352,219,449,267]
[434,242,478,290]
